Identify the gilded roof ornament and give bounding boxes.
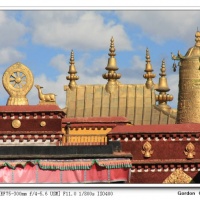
[172,31,200,61]
[66,50,79,91]
[35,85,57,105]
[143,48,156,89]
[102,37,121,93]
[163,169,193,184]
[2,62,34,105]
[155,60,173,111]
[141,141,153,158]
[184,142,195,159]
[195,30,200,47]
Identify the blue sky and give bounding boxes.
[0,10,198,109]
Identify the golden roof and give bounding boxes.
[64,83,176,125]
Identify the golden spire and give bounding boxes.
[102,37,121,93]
[66,50,79,90]
[143,48,156,89]
[155,60,173,111]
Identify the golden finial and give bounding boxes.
[143,48,156,89]
[155,60,173,111]
[108,36,116,60]
[66,50,79,91]
[102,37,121,93]
[141,141,153,158]
[195,30,200,47]
[184,142,195,159]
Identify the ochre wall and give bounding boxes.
[62,127,111,144]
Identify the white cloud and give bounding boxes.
[23,11,132,51]
[0,11,27,69]
[0,47,25,65]
[116,11,200,45]
[0,11,27,47]
[50,54,68,73]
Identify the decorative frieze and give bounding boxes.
[107,133,200,142]
[0,134,63,143]
[131,163,200,173]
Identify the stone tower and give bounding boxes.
[172,31,200,123]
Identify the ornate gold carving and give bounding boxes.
[66,50,79,91]
[141,141,153,158]
[2,62,34,105]
[35,85,57,105]
[163,169,193,184]
[143,48,156,89]
[12,119,21,129]
[102,37,121,93]
[155,60,173,111]
[184,142,195,159]
[40,121,46,127]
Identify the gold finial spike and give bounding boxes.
[157,60,169,92]
[160,59,167,78]
[102,37,121,93]
[105,36,118,71]
[69,50,76,73]
[108,36,116,58]
[143,48,156,89]
[155,59,173,111]
[66,50,79,90]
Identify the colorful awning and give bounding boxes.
[0,159,132,183]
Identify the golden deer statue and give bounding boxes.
[35,85,56,104]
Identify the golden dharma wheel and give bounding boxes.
[2,62,34,105]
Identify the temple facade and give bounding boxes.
[0,31,200,183]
